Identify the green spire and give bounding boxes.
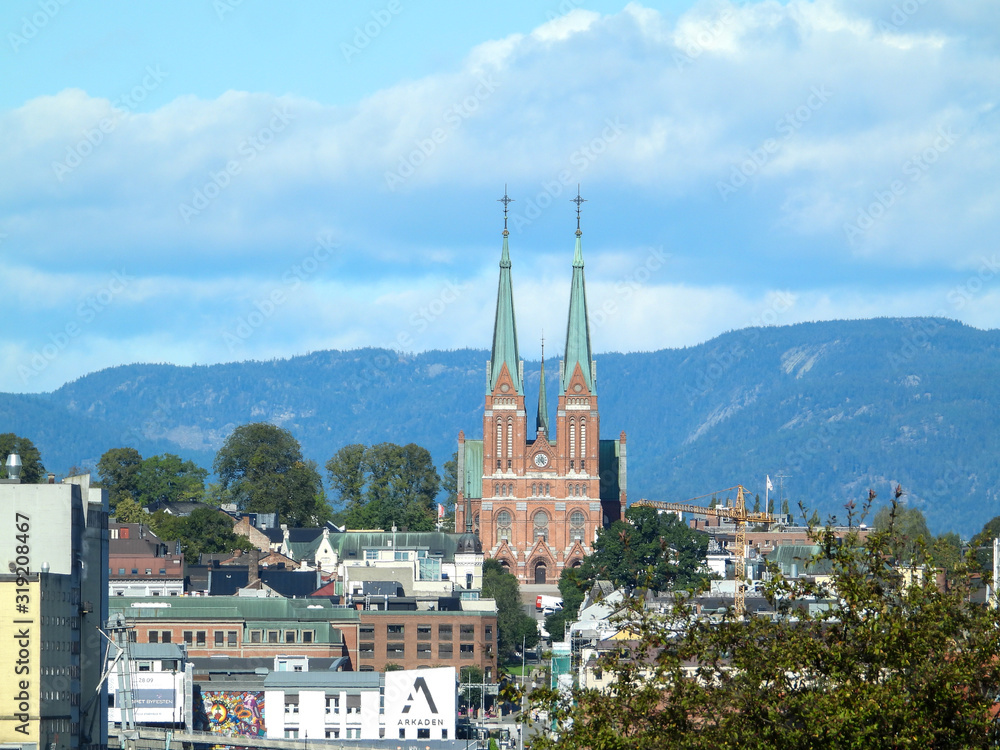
[536,340,550,437]
[489,224,523,395]
[562,191,595,394]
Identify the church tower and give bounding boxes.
[456,189,627,585]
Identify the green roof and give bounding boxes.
[110,596,360,623]
[286,535,324,561]
[536,355,550,437]
[488,234,522,395]
[561,234,594,394]
[326,531,469,560]
[463,440,483,500]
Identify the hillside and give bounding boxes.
[2,317,998,536]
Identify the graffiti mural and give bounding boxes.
[194,690,265,737]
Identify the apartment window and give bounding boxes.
[417,643,432,659]
[438,624,453,640]
[285,630,296,644]
[250,630,262,643]
[118,568,125,576]
[460,625,475,642]
[417,625,432,641]
[387,643,406,658]
[302,630,313,643]
[215,631,225,647]
[183,631,193,645]
[284,697,299,714]
[148,631,159,644]
[131,569,138,575]
[439,643,453,659]
[325,729,340,739]
[365,549,379,561]
[161,631,171,644]
[485,625,493,640]
[284,729,298,739]
[360,665,374,672]
[145,568,152,575]
[418,728,431,739]
[326,696,339,714]
[159,569,166,575]
[360,625,375,636]
[387,624,404,636]
[360,642,375,659]
[228,631,238,646]
[267,630,279,644]
[196,631,206,647]
[460,644,475,659]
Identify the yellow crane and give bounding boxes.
[634,485,778,618]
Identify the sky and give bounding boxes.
[2,0,1000,393]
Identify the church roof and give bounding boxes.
[536,354,550,437]
[462,440,483,499]
[561,233,595,394]
[488,233,523,395]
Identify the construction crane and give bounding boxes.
[634,485,778,618]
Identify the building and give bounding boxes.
[0,461,110,750]
[263,666,457,742]
[108,523,185,598]
[106,642,193,728]
[456,194,627,584]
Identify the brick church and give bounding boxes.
[455,193,627,585]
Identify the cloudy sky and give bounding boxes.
[3,0,999,393]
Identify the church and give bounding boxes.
[455,191,628,585]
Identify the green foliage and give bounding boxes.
[113,493,148,523]
[579,505,710,593]
[482,559,539,664]
[136,453,207,504]
[529,499,1000,749]
[873,504,931,562]
[326,442,440,531]
[460,665,485,707]
[972,515,1000,548]
[148,506,253,564]
[440,451,457,533]
[98,447,143,506]
[215,423,329,527]
[0,433,46,483]
[545,566,588,641]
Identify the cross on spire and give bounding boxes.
[498,185,514,235]
[572,185,586,236]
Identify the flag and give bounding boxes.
[766,475,773,492]
[437,503,445,519]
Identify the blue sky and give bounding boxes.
[3,0,1000,393]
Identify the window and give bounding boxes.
[285,630,296,644]
[387,643,405,658]
[418,728,431,739]
[439,643,453,658]
[326,697,339,714]
[161,631,171,644]
[569,420,576,459]
[506,417,513,459]
[228,631,238,646]
[215,631,224,646]
[183,631,192,645]
[159,569,166,575]
[131,569,138,575]
[137,662,151,672]
[496,510,512,542]
[250,630,262,643]
[302,630,313,643]
[145,568,152,575]
[267,630,279,644]
[417,625,432,640]
[460,625,475,642]
[460,643,475,659]
[360,642,375,659]
[581,419,586,457]
[365,549,378,561]
[196,631,206,647]
[284,729,299,738]
[118,568,125,576]
[417,643,432,659]
[284,697,299,714]
[438,624,453,639]
[387,624,404,636]
[485,625,493,640]
[570,509,586,541]
[360,665,374,672]
[325,729,339,739]
[533,511,549,542]
[148,631,158,644]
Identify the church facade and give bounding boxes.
[455,198,627,585]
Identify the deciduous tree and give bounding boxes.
[0,433,46,483]
[482,559,539,664]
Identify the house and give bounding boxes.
[109,522,185,597]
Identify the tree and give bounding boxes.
[440,451,458,532]
[148,506,253,564]
[545,565,589,641]
[529,498,1000,749]
[215,423,329,527]
[136,453,207,505]
[482,559,539,664]
[326,442,441,531]
[0,433,46,483]
[972,515,1000,547]
[873,503,931,562]
[113,493,148,524]
[98,447,144,507]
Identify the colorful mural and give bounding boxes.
[194,690,265,737]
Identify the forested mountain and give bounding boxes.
[2,317,998,536]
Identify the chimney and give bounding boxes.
[248,551,260,586]
[47,473,55,484]
[4,451,22,483]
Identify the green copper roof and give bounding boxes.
[489,234,522,394]
[536,355,550,437]
[561,234,595,393]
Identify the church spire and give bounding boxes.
[489,187,523,395]
[562,187,595,394]
[536,335,550,437]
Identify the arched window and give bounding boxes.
[533,511,549,542]
[569,420,576,459]
[474,513,480,533]
[545,483,550,496]
[506,417,513,459]
[495,420,502,464]
[580,419,587,458]
[497,510,512,542]
[581,483,588,497]
[508,483,514,497]
[570,510,586,541]
[532,483,537,496]
[493,482,499,497]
